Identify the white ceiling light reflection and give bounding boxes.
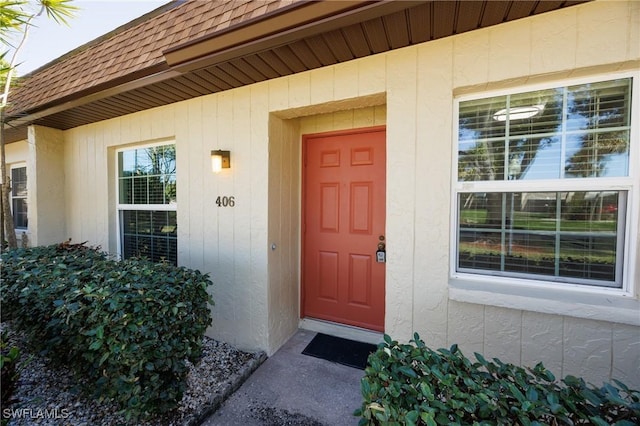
[493,104,545,121]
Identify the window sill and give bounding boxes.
[449,275,639,326]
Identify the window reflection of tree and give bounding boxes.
[119,144,178,266]
[457,80,630,283]
[458,90,563,227]
[565,83,630,178]
[121,146,176,204]
[564,82,629,222]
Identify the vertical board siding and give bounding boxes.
[412,39,453,349]
[563,318,613,386]
[521,311,564,376]
[186,98,205,271]
[267,115,300,354]
[385,47,416,341]
[55,0,639,381]
[447,301,485,356]
[484,307,522,366]
[93,127,108,249]
[612,324,640,385]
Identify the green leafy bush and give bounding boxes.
[355,333,640,425]
[1,242,213,420]
[1,330,21,408]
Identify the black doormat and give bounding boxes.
[302,333,378,370]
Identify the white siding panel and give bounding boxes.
[211,90,237,345]
[288,72,311,109]
[5,140,28,164]
[488,18,531,82]
[631,0,640,63]
[412,39,453,349]
[150,104,176,140]
[334,60,359,100]
[310,66,335,105]
[521,311,564,379]
[530,7,577,75]
[484,306,522,366]
[187,98,204,271]
[267,115,300,354]
[233,87,260,349]
[249,85,270,344]
[85,129,98,244]
[575,1,635,68]
[612,323,640,386]
[120,112,142,145]
[447,301,484,356]
[175,101,191,264]
[563,318,613,386]
[28,127,66,246]
[452,30,489,88]
[138,109,152,142]
[358,54,386,96]
[93,127,109,248]
[353,107,375,127]
[268,77,289,111]
[385,48,417,341]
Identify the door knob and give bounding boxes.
[376,236,386,263]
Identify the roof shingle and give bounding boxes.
[9,0,289,115]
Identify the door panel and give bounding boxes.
[302,127,386,331]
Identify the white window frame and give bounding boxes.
[115,141,177,263]
[10,163,28,230]
[449,71,639,325]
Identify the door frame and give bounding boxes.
[300,125,387,330]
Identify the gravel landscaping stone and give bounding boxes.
[249,406,323,426]
[1,322,266,426]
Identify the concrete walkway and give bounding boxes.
[202,329,365,425]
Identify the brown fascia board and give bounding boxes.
[5,63,180,129]
[164,0,425,73]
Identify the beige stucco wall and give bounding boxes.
[5,140,28,165]
[52,0,638,386]
[28,126,66,246]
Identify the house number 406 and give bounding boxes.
[216,196,235,207]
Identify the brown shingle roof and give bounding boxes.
[9,0,289,115]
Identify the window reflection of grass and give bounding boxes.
[460,210,616,231]
[458,242,615,264]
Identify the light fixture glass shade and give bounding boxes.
[211,153,223,173]
[211,150,230,173]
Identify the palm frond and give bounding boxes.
[0,1,28,43]
[40,0,78,26]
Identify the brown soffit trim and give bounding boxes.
[165,1,424,73]
[4,64,181,129]
[163,0,369,67]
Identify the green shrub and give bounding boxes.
[355,333,640,425]
[1,330,21,408]
[1,242,213,421]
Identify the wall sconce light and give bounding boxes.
[211,150,231,173]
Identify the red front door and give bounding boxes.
[302,127,386,332]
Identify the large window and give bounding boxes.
[454,76,635,288]
[11,165,27,229]
[117,143,177,265]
